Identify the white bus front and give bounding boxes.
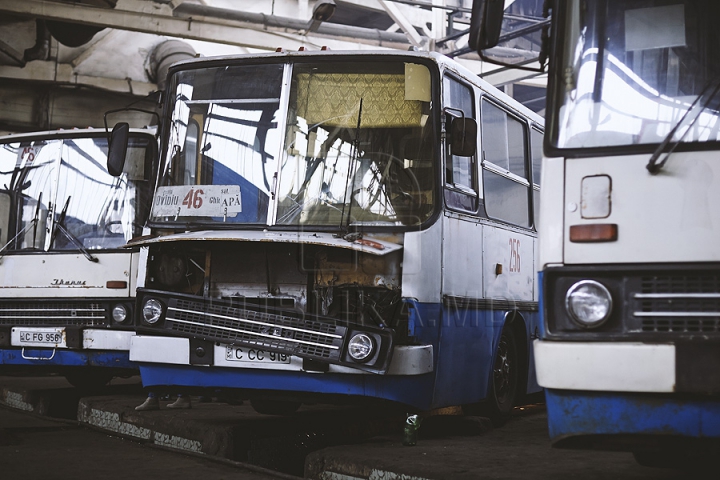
[0,129,155,389]
[534,0,720,463]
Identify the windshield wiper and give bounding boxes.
[340,98,363,232]
[51,196,98,263]
[647,76,720,174]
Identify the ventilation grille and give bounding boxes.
[0,302,107,326]
[634,274,720,333]
[165,298,345,360]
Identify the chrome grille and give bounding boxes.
[634,274,720,333]
[0,302,107,326]
[165,298,346,360]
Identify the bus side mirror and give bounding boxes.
[107,122,129,177]
[450,117,477,157]
[469,0,505,51]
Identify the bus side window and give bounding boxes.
[442,75,479,213]
[530,128,543,229]
[481,99,531,227]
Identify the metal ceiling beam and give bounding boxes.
[378,0,425,48]
[0,39,26,67]
[0,0,408,51]
[0,60,156,96]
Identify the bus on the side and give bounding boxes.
[0,127,156,389]
[109,50,544,419]
[472,0,720,467]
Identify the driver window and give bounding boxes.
[443,75,478,213]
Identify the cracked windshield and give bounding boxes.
[0,135,153,252]
[155,60,435,228]
[552,0,720,150]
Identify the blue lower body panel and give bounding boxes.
[0,348,135,369]
[138,300,539,410]
[546,388,720,449]
[140,364,437,410]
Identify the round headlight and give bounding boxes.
[112,304,128,323]
[565,280,613,328]
[348,333,374,362]
[142,298,164,325]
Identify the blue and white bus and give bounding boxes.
[0,127,156,389]
[110,50,544,418]
[472,0,720,467]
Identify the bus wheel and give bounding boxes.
[250,399,301,416]
[487,327,519,425]
[64,369,114,392]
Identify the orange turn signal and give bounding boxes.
[569,224,618,243]
[106,281,128,289]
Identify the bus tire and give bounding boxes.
[488,326,520,425]
[250,398,301,416]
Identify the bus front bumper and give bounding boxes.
[0,329,136,368]
[534,340,676,392]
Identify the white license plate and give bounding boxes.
[11,327,66,348]
[224,346,290,364]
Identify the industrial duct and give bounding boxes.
[147,39,197,90]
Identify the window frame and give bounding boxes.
[442,73,480,215]
[479,96,533,229]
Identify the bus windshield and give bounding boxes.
[154,59,436,228]
[0,134,153,252]
[549,0,720,151]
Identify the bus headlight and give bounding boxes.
[142,298,164,325]
[111,304,128,323]
[565,280,612,328]
[347,333,374,362]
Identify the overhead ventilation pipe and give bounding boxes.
[147,40,197,91]
[23,20,51,63]
[172,2,410,47]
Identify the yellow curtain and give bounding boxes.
[296,73,423,128]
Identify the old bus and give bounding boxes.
[0,127,156,388]
[472,0,720,466]
[111,50,544,418]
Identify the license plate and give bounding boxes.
[224,346,290,364]
[12,327,66,348]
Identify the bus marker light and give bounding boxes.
[569,224,618,243]
[107,281,128,289]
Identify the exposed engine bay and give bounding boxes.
[139,236,412,371]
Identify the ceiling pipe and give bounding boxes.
[172,2,411,47]
[23,19,51,63]
[147,39,197,90]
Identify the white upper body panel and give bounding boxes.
[558,151,720,265]
[0,251,137,298]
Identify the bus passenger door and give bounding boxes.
[433,74,490,407]
[479,98,541,398]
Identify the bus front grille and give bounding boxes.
[165,298,346,360]
[0,302,107,326]
[633,274,720,333]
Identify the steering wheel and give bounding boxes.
[361,154,422,215]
